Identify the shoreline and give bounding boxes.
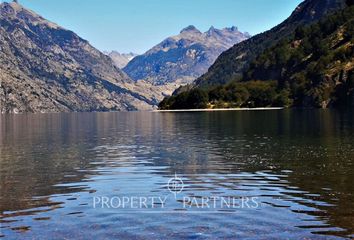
[0,107,284,115]
[153,107,284,112]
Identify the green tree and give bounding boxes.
[243,81,277,107]
[273,89,293,107]
[187,89,209,109]
[295,26,308,39]
[232,86,250,106]
[172,92,189,109]
[159,97,171,109]
[209,86,226,102]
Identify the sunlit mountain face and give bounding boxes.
[123,25,250,86]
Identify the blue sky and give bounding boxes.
[12,0,303,54]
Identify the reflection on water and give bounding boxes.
[0,110,353,239]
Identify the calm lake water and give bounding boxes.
[0,110,353,239]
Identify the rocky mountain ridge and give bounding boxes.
[0,1,162,113]
[123,25,250,85]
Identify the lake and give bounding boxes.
[0,110,353,239]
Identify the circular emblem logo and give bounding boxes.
[168,173,184,196]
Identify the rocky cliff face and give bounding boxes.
[0,1,160,113]
[123,26,250,85]
[105,51,137,69]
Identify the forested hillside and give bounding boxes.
[193,0,349,87]
[160,4,354,109]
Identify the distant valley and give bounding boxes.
[1,0,353,113]
[0,1,250,113]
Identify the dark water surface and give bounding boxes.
[0,110,353,239]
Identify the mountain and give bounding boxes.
[194,0,349,87]
[159,0,354,110]
[123,25,250,85]
[242,4,354,108]
[0,1,161,113]
[105,51,137,69]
